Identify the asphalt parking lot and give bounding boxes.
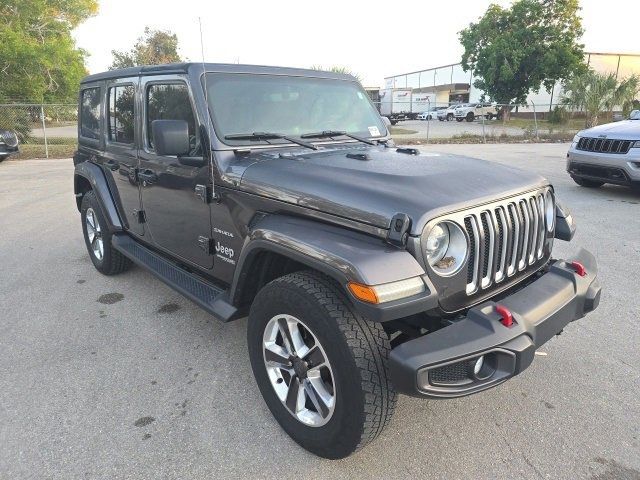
[1,143,639,479]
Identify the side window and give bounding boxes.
[108,85,135,144]
[80,88,101,140]
[146,83,198,153]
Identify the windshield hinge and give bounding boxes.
[197,236,215,254]
[387,213,411,248]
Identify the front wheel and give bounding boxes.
[247,271,396,459]
[466,113,475,122]
[446,113,453,121]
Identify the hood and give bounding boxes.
[579,119,640,139]
[237,145,548,235]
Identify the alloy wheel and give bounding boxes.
[262,314,336,427]
[85,207,104,261]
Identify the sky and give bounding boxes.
[73,0,639,88]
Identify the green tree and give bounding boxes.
[562,71,640,127]
[311,65,363,83]
[0,0,98,102]
[459,0,586,119]
[110,27,183,70]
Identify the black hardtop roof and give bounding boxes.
[81,62,357,84]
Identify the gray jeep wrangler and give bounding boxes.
[73,63,601,459]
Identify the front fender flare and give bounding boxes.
[231,215,435,321]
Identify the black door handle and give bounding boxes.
[138,170,157,185]
[105,159,119,171]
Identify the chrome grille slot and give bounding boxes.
[461,189,550,295]
[577,136,633,154]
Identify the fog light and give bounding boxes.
[473,356,484,375]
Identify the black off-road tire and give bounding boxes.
[571,176,604,188]
[447,113,453,121]
[80,191,132,275]
[466,112,474,122]
[247,271,397,459]
[0,155,7,162]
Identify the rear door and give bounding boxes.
[102,78,144,236]
[137,75,213,268]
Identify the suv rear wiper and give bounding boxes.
[224,132,318,150]
[300,130,377,146]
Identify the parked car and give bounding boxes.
[417,107,444,120]
[437,104,462,121]
[454,103,496,122]
[567,109,640,190]
[0,129,19,161]
[74,63,601,459]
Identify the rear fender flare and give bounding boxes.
[74,161,123,232]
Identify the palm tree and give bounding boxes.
[562,71,640,128]
[310,65,363,84]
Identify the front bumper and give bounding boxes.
[388,248,601,398]
[567,146,640,184]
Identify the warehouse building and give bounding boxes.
[383,52,640,110]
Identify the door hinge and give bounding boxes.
[195,184,220,204]
[133,209,146,224]
[197,235,214,254]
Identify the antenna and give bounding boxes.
[198,17,215,184]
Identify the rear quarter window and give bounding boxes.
[80,87,101,140]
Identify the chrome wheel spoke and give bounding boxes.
[285,376,300,412]
[303,378,331,418]
[302,345,325,369]
[264,343,291,368]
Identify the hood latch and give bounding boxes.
[387,213,411,248]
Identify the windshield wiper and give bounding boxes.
[300,130,377,146]
[224,132,317,150]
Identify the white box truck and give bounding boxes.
[379,88,435,124]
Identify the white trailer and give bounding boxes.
[378,88,435,124]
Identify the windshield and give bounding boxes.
[204,73,387,146]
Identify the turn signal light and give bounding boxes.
[348,277,426,304]
[348,282,379,304]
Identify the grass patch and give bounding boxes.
[400,131,575,145]
[389,126,418,135]
[13,144,76,159]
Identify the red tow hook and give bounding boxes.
[495,304,514,327]
[570,261,587,277]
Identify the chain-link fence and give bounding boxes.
[0,103,77,158]
[370,99,607,144]
[0,100,628,158]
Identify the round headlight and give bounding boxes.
[425,223,450,264]
[424,221,467,276]
[545,190,555,232]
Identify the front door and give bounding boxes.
[137,76,213,269]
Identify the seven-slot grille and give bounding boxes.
[576,137,633,154]
[464,191,550,295]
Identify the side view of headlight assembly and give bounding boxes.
[424,221,468,276]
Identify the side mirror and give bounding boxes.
[151,120,190,157]
[381,116,391,127]
[630,110,640,120]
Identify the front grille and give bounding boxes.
[465,191,549,295]
[576,137,632,154]
[429,362,469,384]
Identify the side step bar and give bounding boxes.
[112,233,238,322]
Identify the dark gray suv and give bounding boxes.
[73,63,601,459]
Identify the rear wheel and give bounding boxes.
[466,112,474,122]
[81,191,132,275]
[446,113,453,121]
[247,271,396,459]
[572,176,604,188]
